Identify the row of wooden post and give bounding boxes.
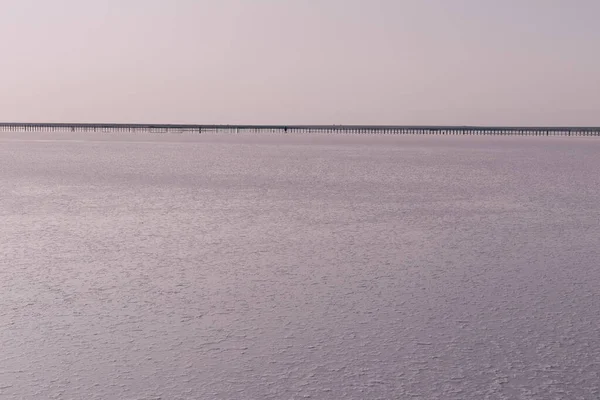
[0,124,598,136]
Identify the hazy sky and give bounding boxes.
[1,0,599,125]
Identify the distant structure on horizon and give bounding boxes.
[1,122,599,136]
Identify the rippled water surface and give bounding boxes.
[1,132,599,399]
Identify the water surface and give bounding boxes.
[1,132,599,399]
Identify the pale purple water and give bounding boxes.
[1,132,599,399]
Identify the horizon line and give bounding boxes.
[2,122,600,130]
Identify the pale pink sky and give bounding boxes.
[1,0,598,125]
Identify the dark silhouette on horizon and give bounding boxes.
[1,122,599,136]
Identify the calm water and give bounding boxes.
[1,132,599,399]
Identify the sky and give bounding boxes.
[1,0,599,126]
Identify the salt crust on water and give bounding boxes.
[1,132,599,399]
